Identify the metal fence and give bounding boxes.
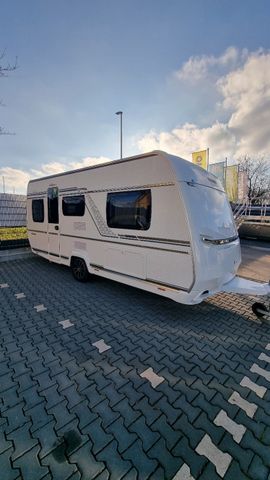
[0,193,27,227]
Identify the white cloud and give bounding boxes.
[0,167,32,193]
[69,156,111,170]
[176,46,248,82]
[218,51,270,155]
[139,48,270,163]
[137,122,236,162]
[0,156,112,194]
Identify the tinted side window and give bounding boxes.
[32,199,44,223]
[48,187,59,224]
[62,195,85,216]
[107,190,151,230]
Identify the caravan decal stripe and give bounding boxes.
[27,192,47,198]
[28,229,190,249]
[86,182,174,193]
[90,264,189,292]
[119,234,190,246]
[60,233,190,254]
[32,248,69,259]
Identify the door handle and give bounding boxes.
[54,225,59,231]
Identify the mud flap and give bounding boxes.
[221,276,270,296]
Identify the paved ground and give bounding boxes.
[238,239,270,282]
[1,255,270,480]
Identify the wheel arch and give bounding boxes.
[70,251,90,272]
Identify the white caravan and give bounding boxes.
[27,150,270,308]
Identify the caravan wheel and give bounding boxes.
[252,302,268,319]
[71,257,89,282]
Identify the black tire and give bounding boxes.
[252,302,267,318]
[71,257,89,282]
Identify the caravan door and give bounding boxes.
[47,186,60,260]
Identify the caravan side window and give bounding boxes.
[107,189,151,230]
[32,199,44,223]
[62,195,85,216]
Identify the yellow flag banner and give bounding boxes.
[192,150,208,170]
[225,165,238,202]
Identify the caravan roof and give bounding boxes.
[28,150,224,192]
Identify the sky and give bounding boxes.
[0,0,270,193]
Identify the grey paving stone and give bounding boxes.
[71,400,97,430]
[0,424,12,455]
[225,461,252,480]
[197,461,223,480]
[1,386,21,411]
[0,448,20,480]
[192,392,221,422]
[14,445,49,480]
[83,384,106,409]
[137,381,164,406]
[61,384,84,410]
[22,386,44,412]
[218,432,254,473]
[93,399,120,429]
[104,368,129,390]
[151,414,181,451]
[112,398,141,428]
[120,468,138,480]
[65,472,81,480]
[29,358,49,377]
[248,454,269,480]
[40,384,64,410]
[28,401,54,433]
[121,438,158,480]
[147,437,181,479]
[172,436,208,478]
[7,422,38,461]
[36,371,57,392]
[32,420,59,459]
[94,469,110,480]
[133,397,162,427]
[72,370,93,392]
[129,416,159,452]
[241,431,270,468]
[153,395,180,424]
[0,373,18,393]
[42,448,78,480]
[96,440,132,480]
[3,402,29,434]
[106,417,137,454]
[173,413,204,449]
[82,418,114,455]
[100,383,126,408]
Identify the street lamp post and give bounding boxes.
[115,111,123,159]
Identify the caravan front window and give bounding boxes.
[107,190,151,230]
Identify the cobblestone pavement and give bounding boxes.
[1,256,270,480]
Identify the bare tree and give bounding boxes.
[238,155,270,202]
[0,50,17,135]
